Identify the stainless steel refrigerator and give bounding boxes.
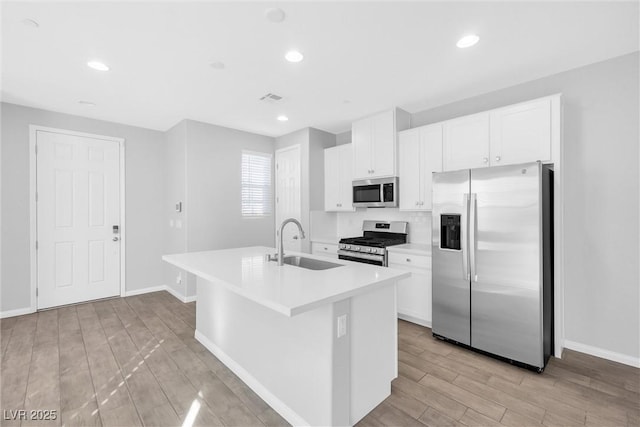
[432,161,553,371]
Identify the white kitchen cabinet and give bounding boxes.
[442,95,560,172]
[443,112,490,171]
[388,251,431,327]
[352,108,411,179]
[489,97,553,166]
[324,144,354,212]
[399,124,443,211]
[311,242,339,259]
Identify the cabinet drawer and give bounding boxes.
[311,242,339,259]
[388,252,430,269]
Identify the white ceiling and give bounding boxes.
[2,1,638,137]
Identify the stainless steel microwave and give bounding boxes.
[352,177,398,208]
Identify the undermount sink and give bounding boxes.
[283,255,343,270]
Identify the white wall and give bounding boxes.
[1,102,166,313]
[410,52,640,362]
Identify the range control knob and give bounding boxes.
[363,247,371,253]
[354,246,360,251]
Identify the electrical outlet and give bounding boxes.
[337,314,347,338]
[176,273,182,284]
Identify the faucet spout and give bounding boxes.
[277,218,306,266]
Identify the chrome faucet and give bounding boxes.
[273,218,306,266]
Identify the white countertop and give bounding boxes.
[387,243,431,256]
[163,246,410,317]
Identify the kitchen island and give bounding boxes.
[162,246,410,426]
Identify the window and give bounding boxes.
[241,151,272,217]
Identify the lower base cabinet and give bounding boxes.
[388,252,432,327]
[311,242,339,259]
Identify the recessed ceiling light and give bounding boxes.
[285,51,304,63]
[78,101,96,107]
[277,115,289,122]
[87,61,109,71]
[265,8,285,23]
[22,18,39,28]
[210,61,225,70]
[456,34,480,48]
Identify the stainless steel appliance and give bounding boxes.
[352,177,398,208]
[432,161,553,371]
[338,221,408,266]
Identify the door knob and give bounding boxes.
[112,237,119,242]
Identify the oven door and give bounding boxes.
[337,250,386,266]
[352,177,398,208]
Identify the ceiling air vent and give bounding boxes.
[259,93,283,103]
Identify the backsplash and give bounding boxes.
[337,208,431,244]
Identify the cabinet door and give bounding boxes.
[352,118,372,179]
[489,98,552,166]
[337,144,355,211]
[370,110,396,177]
[324,147,340,211]
[443,113,490,171]
[421,124,443,210]
[399,129,421,210]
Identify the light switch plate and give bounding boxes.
[337,314,347,338]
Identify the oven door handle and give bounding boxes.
[337,250,385,263]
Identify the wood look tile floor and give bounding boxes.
[1,292,638,427]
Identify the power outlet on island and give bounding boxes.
[337,314,347,338]
[176,273,182,284]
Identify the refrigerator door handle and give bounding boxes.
[469,193,478,282]
[462,193,470,280]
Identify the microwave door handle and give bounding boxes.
[462,193,470,281]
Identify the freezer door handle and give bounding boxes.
[469,193,478,282]
[462,193,470,280]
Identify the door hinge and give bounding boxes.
[35,241,38,250]
[35,145,38,154]
[36,288,38,297]
[35,192,38,202]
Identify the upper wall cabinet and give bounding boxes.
[399,123,443,211]
[442,94,560,171]
[443,112,490,171]
[352,108,411,179]
[489,97,553,166]
[324,144,355,212]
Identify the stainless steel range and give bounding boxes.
[338,221,408,266]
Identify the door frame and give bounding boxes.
[29,125,126,312]
[274,144,301,249]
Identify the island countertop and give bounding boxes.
[162,246,410,317]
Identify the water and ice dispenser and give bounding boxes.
[440,214,461,250]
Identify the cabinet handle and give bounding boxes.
[415,201,419,206]
[371,169,375,173]
[495,156,501,162]
[406,258,411,262]
[324,247,328,250]
[483,157,489,164]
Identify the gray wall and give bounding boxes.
[275,128,311,253]
[164,120,188,297]
[411,52,639,359]
[275,128,336,253]
[1,102,166,312]
[169,119,276,298]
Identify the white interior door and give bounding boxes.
[275,145,301,252]
[36,130,121,309]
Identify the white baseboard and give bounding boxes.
[164,285,196,303]
[195,330,309,427]
[123,285,166,297]
[0,306,35,319]
[398,313,432,329]
[563,339,640,368]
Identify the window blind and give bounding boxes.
[241,151,272,217]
